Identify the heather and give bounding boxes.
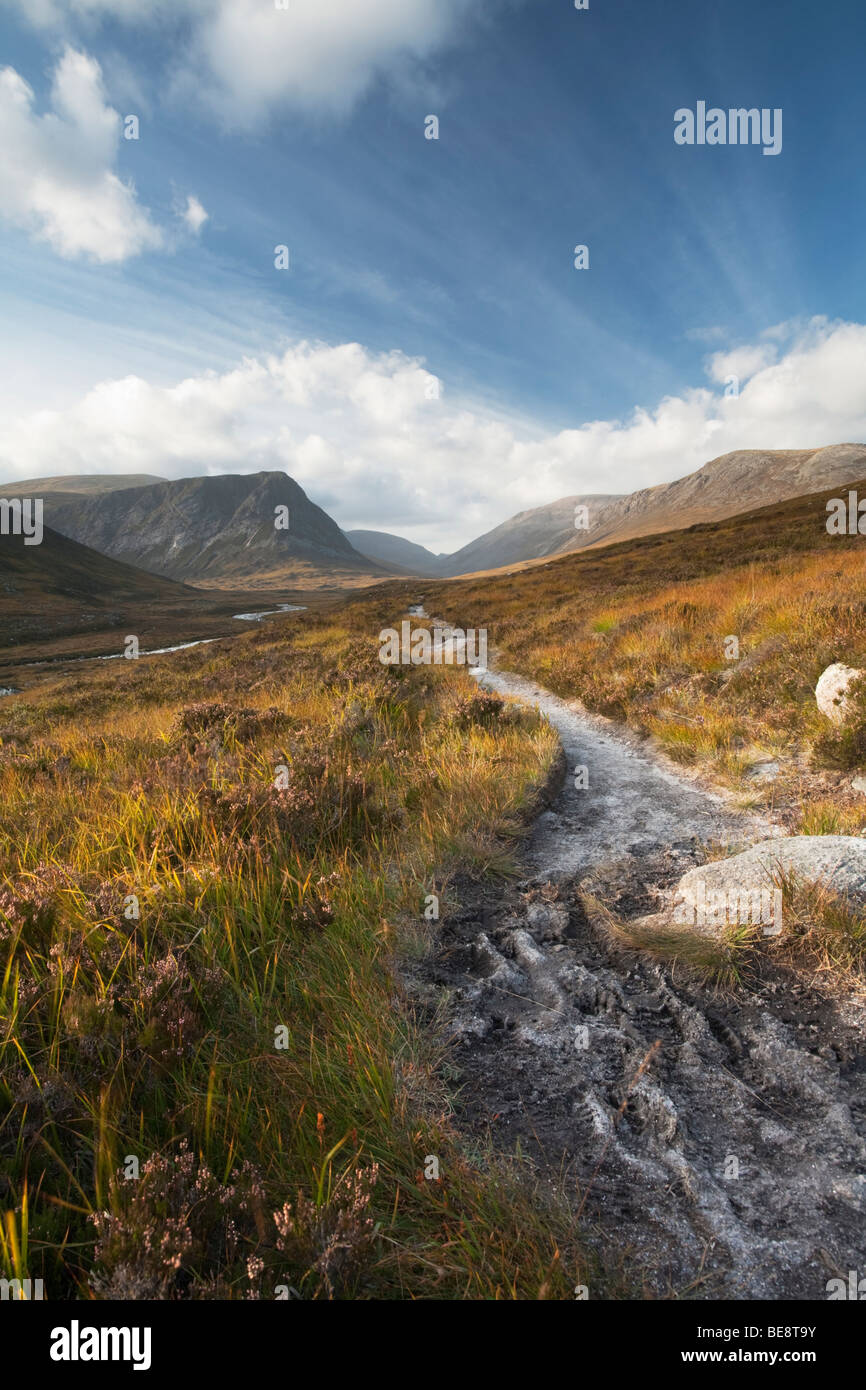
[0,598,587,1300]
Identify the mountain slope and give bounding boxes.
[0,520,191,649]
[563,443,866,556]
[433,442,866,578]
[344,529,444,576]
[0,473,165,498]
[438,495,622,576]
[43,471,378,585]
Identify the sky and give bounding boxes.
[0,0,865,551]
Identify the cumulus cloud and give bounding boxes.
[187,0,481,126]
[2,318,865,550]
[707,343,777,385]
[0,46,162,261]
[3,0,492,126]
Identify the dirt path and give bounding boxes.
[415,630,866,1299]
[475,665,779,879]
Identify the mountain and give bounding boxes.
[0,473,165,498]
[38,472,381,586]
[562,443,866,557]
[436,495,622,577]
[13,443,866,589]
[344,529,445,576]
[434,442,866,577]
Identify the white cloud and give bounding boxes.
[0,47,162,261]
[3,0,493,126]
[707,343,777,385]
[180,194,208,234]
[188,0,479,126]
[2,318,865,550]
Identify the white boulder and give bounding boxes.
[815,663,864,724]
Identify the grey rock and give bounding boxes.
[672,836,866,937]
[747,759,780,781]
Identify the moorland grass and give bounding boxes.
[410,484,866,985]
[1,599,596,1300]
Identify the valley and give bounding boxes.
[2,450,866,1303]
[2,0,863,1335]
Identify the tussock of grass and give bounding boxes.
[797,800,866,836]
[771,869,866,984]
[0,596,593,1300]
[585,894,757,991]
[586,866,866,996]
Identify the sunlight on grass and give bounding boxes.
[0,598,589,1300]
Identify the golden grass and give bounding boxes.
[0,597,599,1300]
[415,506,866,826]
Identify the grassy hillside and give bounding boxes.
[0,525,334,685]
[0,474,165,500]
[415,477,866,833]
[0,522,186,604]
[0,595,592,1300]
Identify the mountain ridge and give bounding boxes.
[34,471,386,586]
[12,443,866,585]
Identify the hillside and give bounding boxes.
[417,469,866,636]
[427,442,866,578]
[437,494,622,576]
[406,474,866,828]
[0,522,324,677]
[38,471,385,586]
[561,443,866,556]
[345,444,866,580]
[344,529,444,576]
[0,473,165,498]
[0,522,189,625]
[0,521,188,646]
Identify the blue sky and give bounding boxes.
[1,0,865,549]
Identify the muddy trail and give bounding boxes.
[410,627,866,1299]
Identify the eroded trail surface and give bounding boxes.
[417,654,866,1299]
